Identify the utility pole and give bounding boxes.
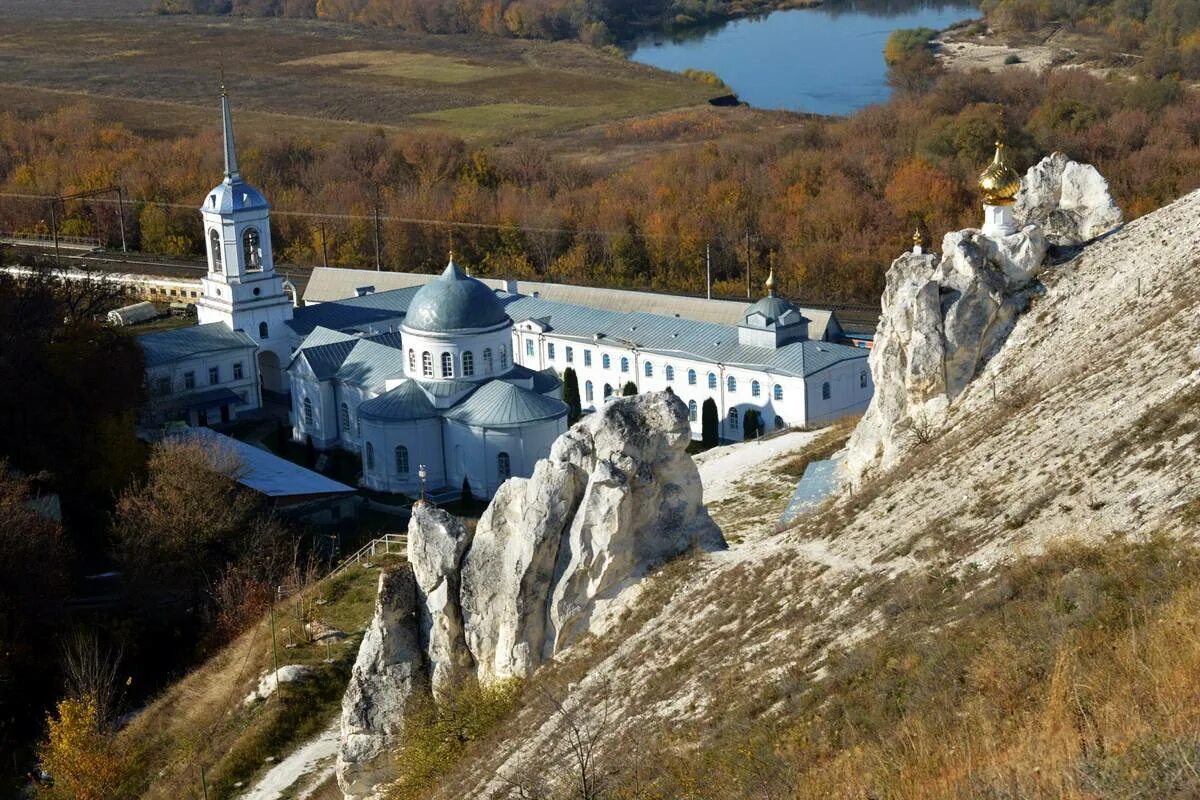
[115,187,127,252]
[49,201,61,267]
[200,765,209,800]
[270,587,281,702]
[744,231,753,299]
[705,244,712,300]
[319,222,329,268]
[372,204,382,272]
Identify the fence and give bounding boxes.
[331,533,407,577]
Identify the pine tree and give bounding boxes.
[701,398,719,448]
[562,367,582,423]
[622,381,638,396]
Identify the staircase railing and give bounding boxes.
[331,533,407,577]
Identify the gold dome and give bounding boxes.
[978,142,1021,206]
[764,265,776,295]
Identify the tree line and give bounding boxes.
[4,60,1200,304]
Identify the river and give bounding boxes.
[630,0,980,116]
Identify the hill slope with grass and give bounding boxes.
[411,188,1200,799]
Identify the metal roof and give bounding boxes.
[403,259,509,333]
[291,330,407,388]
[182,427,353,498]
[291,278,867,379]
[501,363,562,394]
[300,267,841,341]
[138,322,257,367]
[358,381,439,422]
[444,381,568,428]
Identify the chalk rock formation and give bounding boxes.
[462,391,724,682]
[1016,152,1123,246]
[842,225,1048,482]
[337,392,723,798]
[336,566,427,800]
[407,505,475,701]
[242,664,316,706]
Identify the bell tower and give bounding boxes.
[196,87,295,393]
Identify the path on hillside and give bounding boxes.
[237,721,339,800]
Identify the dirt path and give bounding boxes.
[238,722,340,800]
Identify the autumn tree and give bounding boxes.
[37,693,127,800]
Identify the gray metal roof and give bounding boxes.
[502,363,562,394]
[358,381,439,422]
[138,322,257,367]
[204,177,268,214]
[290,278,867,379]
[297,326,358,350]
[499,295,867,379]
[744,294,801,326]
[444,381,567,428]
[291,330,407,388]
[301,267,841,341]
[288,288,417,337]
[403,259,509,333]
[413,378,478,400]
[182,427,353,497]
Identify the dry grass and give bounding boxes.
[116,559,396,800]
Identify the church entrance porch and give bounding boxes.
[258,350,285,395]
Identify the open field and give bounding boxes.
[0,11,714,144]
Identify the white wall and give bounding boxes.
[144,345,261,424]
[359,418,444,495]
[402,323,513,382]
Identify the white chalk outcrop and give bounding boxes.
[843,154,1121,483]
[1016,151,1123,246]
[336,391,724,798]
[336,567,427,800]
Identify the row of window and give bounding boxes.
[157,362,244,395]
[146,286,198,299]
[209,228,263,274]
[410,345,508,379]
[363,443,511,481]
[683,400,787,431]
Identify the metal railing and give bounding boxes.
[331,533,407,577]
[1,231,101,247]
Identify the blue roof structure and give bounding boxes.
[183,427,353,498]
[289,282,867,379]
[744,294,802,325]
[358,381,439,422]
[444,381,568,428]
[402,260,509,333]
[139,322,257,367]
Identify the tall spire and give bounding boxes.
[220,84,240,181]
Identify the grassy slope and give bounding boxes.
[0,13,712,144]
[415,192,1200,798]
[116,559,396,800]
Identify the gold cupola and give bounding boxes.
[978,141,1021,206]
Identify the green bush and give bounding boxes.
[884,27,936,66]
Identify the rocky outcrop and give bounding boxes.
[337,392,723,798]
[242,664,316,706]
[844,155,1121,484]
[407,505,475,701]
[336,566,426,800]
[463,391,724,681]
[1016,152,1123,246]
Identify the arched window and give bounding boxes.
[408,349,416,372]
[688,369,697,386]
[775,415,785,429]
[258,321,268,340]
[774,384,783,401]
[395,445,409,474]
[665,365,675,382]
[499,345,508,369]
[482,348,493,374]
[462,351,475,377]
[422,352,433,378]
[620,357,630,373]
[752,380,761,398]
[585,380,594,402]
[644,361,654,378]
[688,400,697,422]
[603,383,613,398]
[242,227,262,270]
[209,229,222,273]
[602,354,611,370]
[497,451,511,480]
[303,397,313,426]
[728,407,739,430]
[340,402,350,432]
[707,372,717,389]
[441,352,453,378]
[727,376,737,393]
[822,382,831,400]
[365,442,375,470]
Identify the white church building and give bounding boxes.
[137,90,874,498]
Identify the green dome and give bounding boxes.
[403,259,510,333]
